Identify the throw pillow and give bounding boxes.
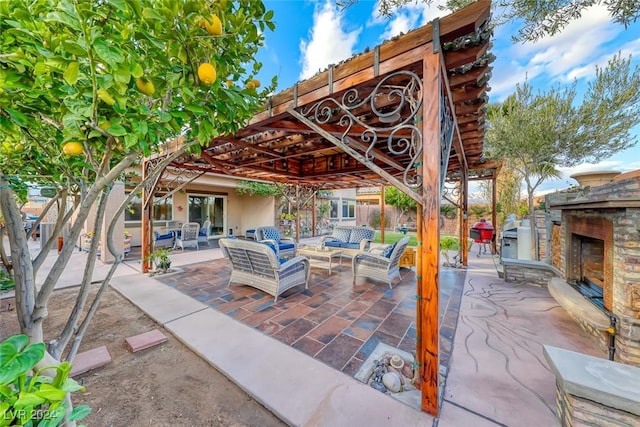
[381,242,397,258]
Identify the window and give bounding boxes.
[342,200,355,219]
[330,199,339,219]
[188,194,226,236]
[125,193,173,222]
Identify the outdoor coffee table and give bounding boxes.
[297,246,343,274]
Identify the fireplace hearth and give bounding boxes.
[547,170,640,366]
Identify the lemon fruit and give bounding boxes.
[203,14,223,35]
[136,77,155,96]
[15,143,24,152]
[246,80,256,90]
[198,63,217,85]
[225,80,233,88]
[63,141,84,156]
[251,79,261,88]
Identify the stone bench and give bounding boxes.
[548,277,610,332]
[544,345,640,426]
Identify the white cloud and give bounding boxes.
[490,5,623,98]
[567,36,640,80]
[371,0,449,41]
[299,1,361,80]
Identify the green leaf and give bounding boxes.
[13,391,46,410]
[142,7,163,20]
[177,47,187,64]
[114,66,131,84]
[124,133,138,148]
[62,40,87,56]
[130,63,143,78]
[108,0,128,12]
[69,404,92,421]
[132,120,148,138]
[105,123,127,136]
[93,39,124,66]
[264,10,274,21]
[3,108,28,127]
[45,11,81,31]
[170,111,189,120]
[185,104,205,114]
[63,62,79,85]
[34,63,48,76]
[35,384,67,401]
[157,111,171,123]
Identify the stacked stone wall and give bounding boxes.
[555,384,639,427]
[551,223,563,273]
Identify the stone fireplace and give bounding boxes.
[547,171,640,366]
[566,216,612,311]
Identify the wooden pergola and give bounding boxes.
[142,0,495,416]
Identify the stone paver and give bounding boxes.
[125,329,167,352]
[70,346,112,377]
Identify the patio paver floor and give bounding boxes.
[156,256,466,379]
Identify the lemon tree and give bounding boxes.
[0,0,275,420]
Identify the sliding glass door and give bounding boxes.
[188,195,227,238]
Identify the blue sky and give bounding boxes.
[256,0,640,195]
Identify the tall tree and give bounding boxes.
[384,186,417,229]
[485,54,640,258]
[0,0,274,419]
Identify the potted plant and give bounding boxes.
[145,247,173,274]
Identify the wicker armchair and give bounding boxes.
[219,238,310,302]
[352,236,410,288]
[255,226,297,258]
[175,222,200,251]
[198,220,211,246]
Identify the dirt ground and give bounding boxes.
[0,287,286,427]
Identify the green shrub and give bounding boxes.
[0,335,91,426]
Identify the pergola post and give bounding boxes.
[491,173,498,254]
[418,46,441,416]
[312,192,317,237]
[295,184,300,242]
[461,168,469,266]
[380,186,385,243]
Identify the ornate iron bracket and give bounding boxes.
[298,70,424,190]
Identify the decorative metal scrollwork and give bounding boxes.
[298,70,423,189]
[440,90,455,193]
[442,181,461,207]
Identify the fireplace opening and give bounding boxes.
[569,233,609,312]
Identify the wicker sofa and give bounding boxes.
[219,238,310,302]
[320,226,375,257]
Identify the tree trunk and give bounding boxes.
[528,191,537,261]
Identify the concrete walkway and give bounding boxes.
[6,239,602,426]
